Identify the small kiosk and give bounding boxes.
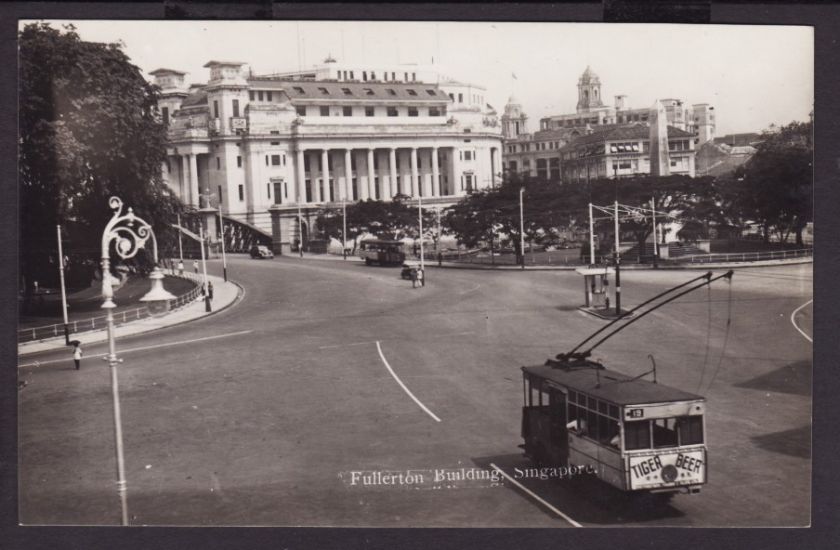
[575,266,615,311]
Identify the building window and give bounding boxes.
[458,93,463,103]
[249,91,255,101]
[342,88,353,96]
[216,157,221,170]
[387,107,398,117]
[265,155,269,166]
[267,91,273,101]
[270,141,280,146]
[365,106,375,117]
[408,107,418,117]
[362,71,367,81]
[449,93,454,101]
[429,107,440,117]
[293,86,305,94]
[238,185,244,201]
[349,71,354,79]
[267,183,271,198]
[407,89,417,96]
[237,156,242,168]
[232,99,240,117]
[271,155,281,166]
[218,185,223,204]
[426,89,436,96]
[320,106,330,116]
[318,87,329,95]
[296,105,306,116]
[258,91,264,101]
[343,106,353,117]
[161,106,169,125]
[364,88,375,96]
[386,88,396,96]
[412,72,416,81]
[213,100,219,118]
[370,71,376,80]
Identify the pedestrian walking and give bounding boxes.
[207,281,214,300]
[178,260,184,276]
[72,342,82,370]
[193,260,199,274]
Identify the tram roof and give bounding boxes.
[522,364,704,406]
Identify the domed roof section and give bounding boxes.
[579,65,600,84]
[506,95,521,106]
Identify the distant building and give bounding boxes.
[502,67,713,179]
[559,123,697,183]
[152,58,502,253]
[695,132,762,177]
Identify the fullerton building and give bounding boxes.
[152,58,503,253]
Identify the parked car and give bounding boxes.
[249,245,274,259]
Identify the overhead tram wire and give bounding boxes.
[702,276,735,393]
[562,271,713,358]
[695,282,715,393]
[581,271,734,357]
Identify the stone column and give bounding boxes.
[296,148,306,203]
[310,151,321,202]
[180,155,189,204]
[366,149,375,200]
[189,153,200,208]
[451,146,462,196]
[491,148,497,187]
[421,149,432,197]
[410,148,419,197]
[432,147,440,197]
[388,148,397,201]
[344,148,353,201]
[321,149,331,202]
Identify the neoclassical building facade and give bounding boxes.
[153,59,503,253]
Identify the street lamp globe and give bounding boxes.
[140,265,176,316]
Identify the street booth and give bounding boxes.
[575,266,615,309]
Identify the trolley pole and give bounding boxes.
[218,201,228,281]
[614,200,621,316]
[651,197,659,268]
[57,225,70,344]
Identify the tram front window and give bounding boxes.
[624,420,651,450]
[653,418,679,448]
[678,416,704,445]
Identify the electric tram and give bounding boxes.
[520,270,732,497]
[359,239,406,266]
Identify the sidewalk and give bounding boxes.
[431,256,813,271]
[18,274,242,357]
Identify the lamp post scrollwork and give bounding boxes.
[100,196,174,526]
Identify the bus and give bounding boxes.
[521,361,706,497]
[359,239,406,266]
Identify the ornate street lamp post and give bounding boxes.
[100,196,174,525]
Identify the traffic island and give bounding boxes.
[578,305,634,320]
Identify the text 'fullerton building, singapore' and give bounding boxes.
[152,58,503,253]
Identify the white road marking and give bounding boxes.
[18,330,254,368]
[459,283,481,295]
[489,463,582,527]
[790,299,813,343]
[375,341,441,423]
[319,340,379,350]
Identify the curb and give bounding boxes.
[18,275,243,357]
[429,257,813,271]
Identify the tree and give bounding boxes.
[728,120,812,245]
[19,23,181,290]
[314,199,424,252]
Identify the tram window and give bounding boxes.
[587,409,599,441]
[599,416,620,446]
[608,404,619,419]
[587,396,597,410]
[598,401,609,415]
[568,404,580,424]
[653,418,679,448]
[569,391,578,404]
[678,416,704,445]
[625,421,651,450]
[540,390,550,406]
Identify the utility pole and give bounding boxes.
[56,225,70,344]
[519,187,525,270]
[651,197,659,266]
[342,198,347,260]
[199,225,210,312]
[614,200,621,316]
[418,194,425,272]
[588,203,595,265]
[176,213,184,265]
[218,200,228,281]
[297,198,304,258]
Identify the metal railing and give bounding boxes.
[18,273,203,344]
[673,248,813,264]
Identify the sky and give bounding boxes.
[27,20,813,136]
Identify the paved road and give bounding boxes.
[18,258,812,527]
